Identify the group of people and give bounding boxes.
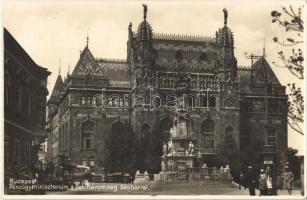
[241,165,294,196]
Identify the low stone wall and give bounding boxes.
[133,167,233,184]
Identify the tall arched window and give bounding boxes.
[201,119,215,151]
[200,94,207,107]
[209,96,216,108]
[267,126,276,146]
[87,96,92,105]
[81,120,95,150]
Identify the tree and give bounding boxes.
[271,6,304,135]
[240,138,264,174]
[217,135,241,181]
[104,120,135,174]
[287,147,300,179]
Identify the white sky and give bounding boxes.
[2,0,305,155]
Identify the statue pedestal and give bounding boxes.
[164,154,195,172]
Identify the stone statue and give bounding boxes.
[185,149,189,156]
[202,163,208,168]
[163,142,168,155]
[167,140,173,155]
[161,159,166,172]
[177,96,185,110]
[143,4,147,20]
[223,8,228,26]
[170,126,176,138]
[188,141,194,155]
[177,118,186,136]
[225,165,230,173]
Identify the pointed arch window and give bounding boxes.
[87,96,92,105]
[141,123,150,140]
[209,96,216,108]
[225,126,233,137]
[200,94,207,107]
[201,119,215,151]
[81,120,95,150]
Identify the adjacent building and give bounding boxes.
[4,28,51,173]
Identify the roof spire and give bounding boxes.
[58,59,62,75]
[223,8,228,26]
[142,4,147,20]
[263,38,266,57]
[86,28,89,47]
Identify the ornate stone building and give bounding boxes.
[47,6,288,177]
[4,28,51,174]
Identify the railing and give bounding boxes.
[194,148,218,154]
[167,167,232,182]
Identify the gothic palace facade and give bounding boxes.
[46,6,288,175]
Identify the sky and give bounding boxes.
[2,0,305,155]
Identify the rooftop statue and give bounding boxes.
[143,4,147,20]
[223,8,228,26]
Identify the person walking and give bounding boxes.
[282,165,294,195]
[246,166,256,196]
[258,169,267,196]
[266,174,273,195]
[239,171,245,190]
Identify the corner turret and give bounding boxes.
[215,8,237,80]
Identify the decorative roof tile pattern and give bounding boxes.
[95,59,130,82]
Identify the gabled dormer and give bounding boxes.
[71,45,100,77]
[252,57,281,86]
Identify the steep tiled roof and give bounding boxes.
[95,58,130,83]
[252,57,281,85]
[48,75,63,104]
